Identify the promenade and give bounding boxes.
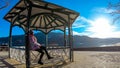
[1,51,120,68]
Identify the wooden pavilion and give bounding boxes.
[4,0,79,68]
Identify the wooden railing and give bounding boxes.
[0,46,8,51]
[10,46,70,64]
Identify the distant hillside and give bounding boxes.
[0,32,64,46]
[73,46,120,51]
[73,35,120,48]
[0,32,120,48]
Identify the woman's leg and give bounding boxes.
[40,46,53,59]
[36,49,44,64]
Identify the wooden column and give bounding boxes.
[24,0,32,68]
[68,15,74,62]
[9,24,13,58]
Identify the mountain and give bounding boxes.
[0,32,65,46]
[0,32,120,48]
[73,35,120,48]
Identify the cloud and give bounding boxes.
[73,16,94,36]
[72,7,120,38]
[73,31,91,36]
[73,16,93,28]
[90,31,120,38]
[84,17,120,38]
[73,16,120,38]
[73,31,81,35]
[78,16,93,23]
[92,7,116,13]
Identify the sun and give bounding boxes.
[89,17,114,38]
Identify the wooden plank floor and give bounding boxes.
[2,58,68,68]
[0,51,69,68]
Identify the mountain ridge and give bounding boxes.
[0,32,120,48]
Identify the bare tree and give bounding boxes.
[0,0,9,10]
[108,1,120,23]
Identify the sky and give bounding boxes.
[0,0,120,38]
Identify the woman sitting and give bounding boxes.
[29,30,53,65]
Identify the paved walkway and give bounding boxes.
[64,51,120,68]
[1,51,120,68]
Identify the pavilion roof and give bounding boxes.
[4,0,79,34]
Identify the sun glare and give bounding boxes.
[90,17,115,38]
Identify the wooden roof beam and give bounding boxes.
[32,4,76,15]
[15,7,26,10]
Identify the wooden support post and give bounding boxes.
[9,24,12,58]
[24,0,32,68]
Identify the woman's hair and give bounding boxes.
[29,30,33,35]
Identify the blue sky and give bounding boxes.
[0,0,120,38]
